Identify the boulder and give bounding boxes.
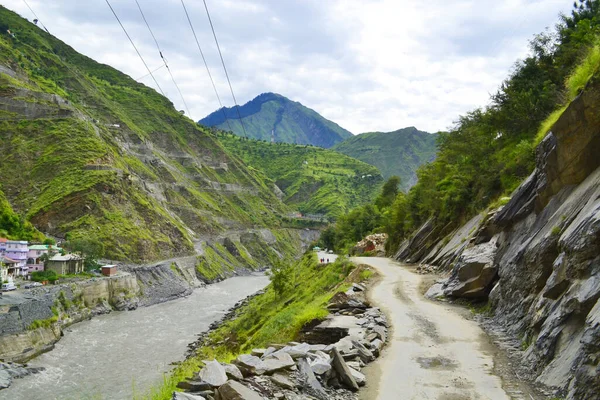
[171,392,206,400]
[222,363,243,381]
[330,348,359,391]
[443,238,498,298]
[0,370,10,389]
[373,325,387,342]
[351,340,375,363]
[370,339,383,356]
[251,348,266,357]
[199,360,228,387]
[348,367,366,386]
[257,352,295,375]
[270,372,295,390]
[172,392,206,400]
[308,351,331,375]
[176,380,212,392]
[234,354,262,376]
[297,358,328,400]
[217,380,263,400]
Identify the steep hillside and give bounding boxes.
[199,92,353,148]
[332,127,437,190]
[0,6,302,264]
[216,131,383,219]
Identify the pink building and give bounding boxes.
[27,244,62,273]
[0,238,7,254]
[5,240,29,276]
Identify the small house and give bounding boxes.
[46,254,84,276]
[101,265,117,277]
[1,255,18,280]
[27,244,62,274]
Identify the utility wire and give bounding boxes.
[180,0,232,132]
[21,0,49,33]
[104,0,166,97]
[135,64,165,81]
[134,0,191,116]
[202,0,247,137]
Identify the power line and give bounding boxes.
[21,0,49,33]
[135,64,165,81]
[202,0,248,138]
[104,0,166,97]
[134,0,191,117]
[180,0,233,132]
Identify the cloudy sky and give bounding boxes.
[3,0,571,133]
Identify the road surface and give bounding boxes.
[317,251,338,264]
[355,257,526,400]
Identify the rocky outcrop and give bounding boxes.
[396,78,600,399]
[0,273,140,363]
[175,285,388,400]
[352,233,387,256]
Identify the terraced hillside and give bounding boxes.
[0,6,303,264]
[332,127,437,191]
[216,132,383,219]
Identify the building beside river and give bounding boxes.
[46,254,84,275]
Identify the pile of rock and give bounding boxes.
[174,287,388,400]
[0,362,44,390]
[352,233,388,256]
[415,264,439,275]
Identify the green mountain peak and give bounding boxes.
[199,92,353,148]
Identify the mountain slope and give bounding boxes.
[216,132,383,218]
[0,6,301,263]
[199,92,352,148]
[332,127,437,191]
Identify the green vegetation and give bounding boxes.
[322,1,600,254]
[0,7,308,263]
[63,238,105,271]
[200,92,352,148]
[27,315,58,330]
[332,127,438,191]
[144,253,358,399]
[31,270,58,283]
[0,186,43,240]
[216,131,383,218]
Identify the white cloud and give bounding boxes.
[2,0,572,133]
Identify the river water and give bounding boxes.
[1,274,270,400]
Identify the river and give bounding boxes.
[1,273,270,400]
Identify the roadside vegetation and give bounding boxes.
[142,252,359,400]
[322,1,600,253]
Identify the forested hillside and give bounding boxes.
[0,6,300,262]
[216,131,383,219]
[322,0,600,253]
[332,127,437,191]
[200,92,353,148]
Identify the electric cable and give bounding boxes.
[202,0,247,137]
[105,0,166,97]
[180,0,233,132]
[134,0,191,116]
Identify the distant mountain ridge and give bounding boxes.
[199,92,353,148]
[332,127,437,191]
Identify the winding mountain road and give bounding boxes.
[355,257,530,400]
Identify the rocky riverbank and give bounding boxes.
[174,282,388,400]
[0,362,44,390]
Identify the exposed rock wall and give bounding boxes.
[395,79,600,398]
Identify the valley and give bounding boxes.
[1,1,599,400]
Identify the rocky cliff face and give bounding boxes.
[394,78,600,399]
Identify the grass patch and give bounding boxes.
[535,41,600,145]
[142,253,356,399]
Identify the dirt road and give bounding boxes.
[355,257,520,400]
